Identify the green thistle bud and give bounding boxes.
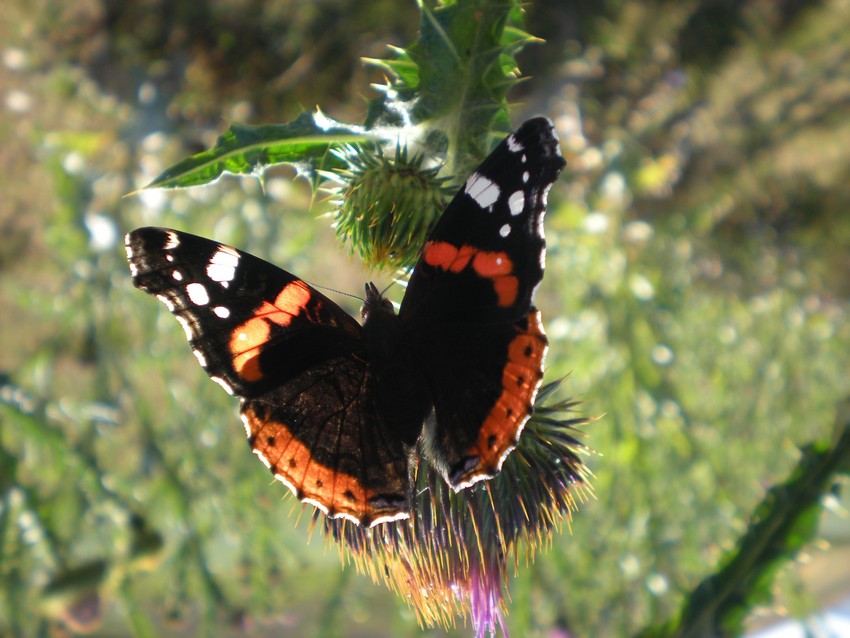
[329,143,451,270]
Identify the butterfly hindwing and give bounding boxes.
[242,359,411,527]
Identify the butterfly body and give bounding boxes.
[126,117,565,526]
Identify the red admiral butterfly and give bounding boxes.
[126,117,565,527]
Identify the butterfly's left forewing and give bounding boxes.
[126,227,363,397]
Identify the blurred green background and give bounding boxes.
[2,1,850,636]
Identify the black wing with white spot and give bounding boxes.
[125,227,412,526]
[396,117,565,492]
[399,117,564,324]
[125,227,363,398]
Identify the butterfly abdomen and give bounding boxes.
[362,285,433,447]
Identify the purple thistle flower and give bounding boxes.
[466,553,509,638]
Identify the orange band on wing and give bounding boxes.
[242,404,397,526]
[464,310,547,478]
[229,281,312,382]
[272,280,312,318]
[424,241,475,272]
[424,241,520,307]
[471,251,512,276]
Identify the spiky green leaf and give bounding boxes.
[144,111,374,189]
[366,0,535,177]
[641,399,850,638]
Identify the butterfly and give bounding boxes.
[126,117,565,526]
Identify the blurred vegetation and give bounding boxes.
[2,0,850,637]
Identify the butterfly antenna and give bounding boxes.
[308,281,366,303]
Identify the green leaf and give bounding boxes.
[144,111,376,190]
[640,398,850,638]
[363,46,420,89]
[365,0,537,178]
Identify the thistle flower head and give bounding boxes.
[316,380,592,634]
[328,143,451,269]
[468,557,508,638]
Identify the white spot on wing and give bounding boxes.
[240,412,252,437]
[163,231,180,250]
[541,181,554,207]
[186,282,210,306]
[211,375,235,395]
[336,510,368,525]
[465,173,500,209]
[508,190,525,216]
[207,246,240,284]
[254,450,272,469]
[171,270,183,281]
[522,171,530,183]
[302,496,330,516]
[212,306,231,319]
[367,510,410,527]
[192,349,207,367]
[272,470,301,499]
[156,293,175,312]
[507,134,524,152]
[175,313,193,340]
[125,238,139,274]
[499,224,511,238]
